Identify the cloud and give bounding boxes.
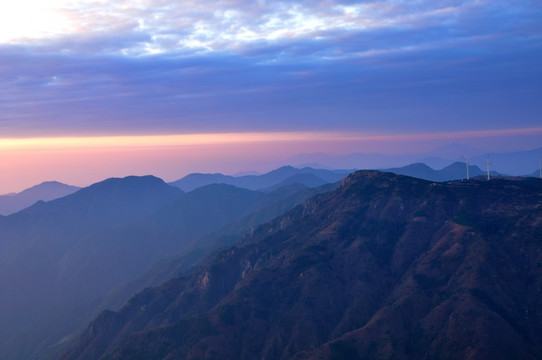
[4,0,539,57]
[0,1,540,138]
[0,40,539,136]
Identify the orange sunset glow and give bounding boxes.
[1,128,541,194]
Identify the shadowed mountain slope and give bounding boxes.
[0,176,183,346]
[0,180,335,360]
[54,183,339,343]
[63,171,542,360]
[0,176,182,264]
[0,181,80,216]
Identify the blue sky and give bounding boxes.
[0,0,541,192]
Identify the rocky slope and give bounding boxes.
[62,171,542,360]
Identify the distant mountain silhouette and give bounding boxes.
[438,161,485,179]
[0,181,80,216]
[482,147,542,175]
[62,171,542,360]
[288,146,542,176]
[169,165,350,192]
[0,175,182,263]
[260,173,328,192]
[383,161,486,182]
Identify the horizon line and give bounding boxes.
[1,127,541,151]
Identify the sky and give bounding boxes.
[0,0,541,193]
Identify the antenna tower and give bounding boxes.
[461,156,474,180]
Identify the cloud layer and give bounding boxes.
[0,0,540,138]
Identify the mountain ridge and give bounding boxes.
[383,161,487,182]
[169,165,350,192]
[288,146,542,175]
[0,181,80,216]
[61,171,542,360]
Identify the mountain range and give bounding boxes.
[1,162,541,359]
[168,165,351,192]
[383,161,490,182]
[288,146,542,176]
[0,175,337,360]
[2,160,533,220]
[0,181,80,216]
[61,171,542,360]
[169,161,496,194]
[2,149,540,219]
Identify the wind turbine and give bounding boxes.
[461,156,474,180]
[486,156,492,180]
[539,160,541,179]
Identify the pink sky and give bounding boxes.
[1,128,540,194]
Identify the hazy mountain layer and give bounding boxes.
[169,165,350,192]
[63,172,542,360]
[0,181,80,216]
[383,161,487,182]
[0,176,183,348]
[0,179,335,360]
[289,146,542,176]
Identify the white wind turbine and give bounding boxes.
[461,156,474,180]
[486,156,492,180]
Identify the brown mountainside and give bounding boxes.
[62,171,542,360]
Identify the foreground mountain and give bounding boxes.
[0,181,80,215]
[169,165,350,192]
[63,171,542,360]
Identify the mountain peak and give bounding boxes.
[0,181,80,216]
[12,175,183,227]
[87,174,166,188]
